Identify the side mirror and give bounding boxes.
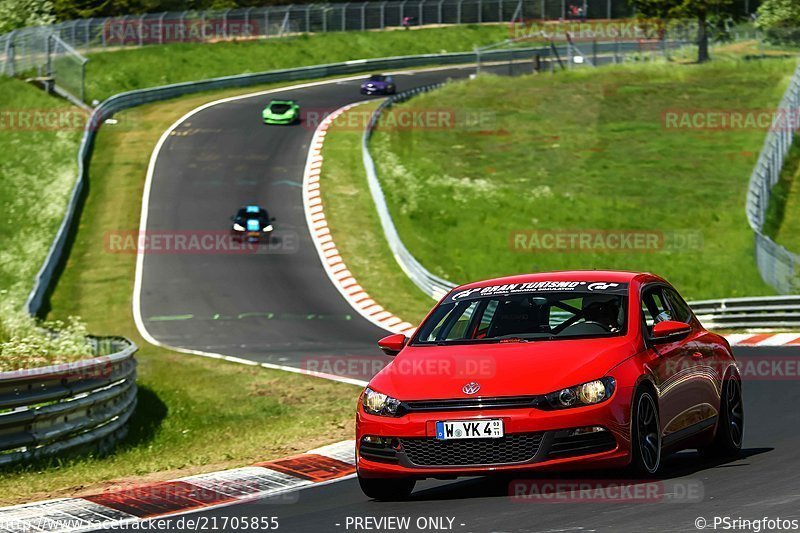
[271,216,276,222]
[651,320,691,344]
[378,333,407,356]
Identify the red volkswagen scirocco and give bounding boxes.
[356,271,743,500]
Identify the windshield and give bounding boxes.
[269,103,292,114]
[368,75,387,82]
[236,208,267,220]
[413,282,628,345]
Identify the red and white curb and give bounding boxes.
[0,441,355,533]
[302,101,417,337]
[724,332,800,347]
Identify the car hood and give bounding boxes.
[368,336,637,401]
[363,81,387,88]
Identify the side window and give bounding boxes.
[664,288,693,324]
[640,287,672,335]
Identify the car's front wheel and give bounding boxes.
[630,386,661,476]
[358,473,415,501]
[699,377,744,458]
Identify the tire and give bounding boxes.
[358,473,415,501]
[630,386,662,476]
[699,378,744,458]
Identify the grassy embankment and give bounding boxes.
[319,58,797,325]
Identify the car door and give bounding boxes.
[662,287,720,436]
[640,285,700,446]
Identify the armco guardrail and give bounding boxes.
[26,41,672,316]
[362,82,457,302]
[0,337,137,465]
[744,62,800,294]
[691,296,800,330]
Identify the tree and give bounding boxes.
[631,0,737,63]
[756,0,800,44]
[0,0,55,32]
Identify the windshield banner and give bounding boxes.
[446,281,629,303]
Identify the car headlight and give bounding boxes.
[233,223,245,231]
[263,224,273,232]
[545,377,616,409]
[362,387,401,417]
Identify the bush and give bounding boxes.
[756,0,800,44]
[0,300,93,372]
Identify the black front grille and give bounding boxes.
[548,430,616,458]
[359,440,398,463]
[399,433,543,466]
[401,396,544,413]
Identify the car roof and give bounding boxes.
[452,270,661,292]
[269,100,295,105]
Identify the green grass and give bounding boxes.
[0,78,83,311]
[0,82,362,505]
[86,25,509,101]
[365,59,796,305]
[319,101,436,323]
[766,139,800,252]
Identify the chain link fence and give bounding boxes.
[2,0,644,78]
[745,62,800,294]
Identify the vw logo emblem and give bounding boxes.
[462,382,481,395]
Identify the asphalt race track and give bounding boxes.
[144,347,800,533]
[136,67,800,532]
[138,65,517,378]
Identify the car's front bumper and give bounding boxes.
[356,387,634,479]
[361,87,389,95]
[231,230,271,242]
[263,115,296,124]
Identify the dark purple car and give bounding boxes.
[360,74,397,95]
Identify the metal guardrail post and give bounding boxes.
[138,14,145,46]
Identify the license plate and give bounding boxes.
[247,232,260,237]
[435,419,504,440]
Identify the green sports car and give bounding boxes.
[262,99,300,125]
